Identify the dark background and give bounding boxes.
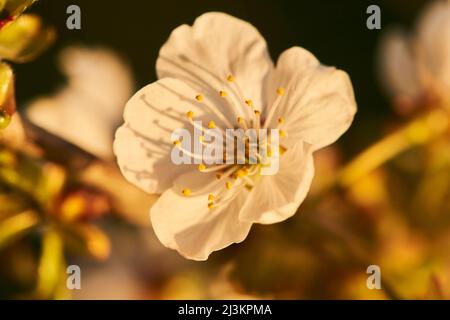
[15,0,429,156]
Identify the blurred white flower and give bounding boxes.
[26,46,134,160]
[114,12,357,260]
[23,47,158,226]
[380,0,450,113]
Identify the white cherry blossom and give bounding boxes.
[114,12,357,260]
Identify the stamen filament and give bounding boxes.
[195,95,235,129]
[263,88,287,129]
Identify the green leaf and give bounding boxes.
[63,223,111,261]
[0,109,11,129]
[2,0,37,18]
[0,148,67,207]
[0,192,30,216]
[0,210,39,249]
[36,228,66,299]
[34,162,66,210]
[0,14,55,63]
[0,62,15,118]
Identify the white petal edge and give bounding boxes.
[265,47,357,151]
[156,12,274,118]
[150,170,252,261]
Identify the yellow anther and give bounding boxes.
[216,173,223,180]
[226,182,233,190]
[182,188,191,197]
[208,202,215,210]
[219,90,227,97]
[280,130,286,138]
[208,120,216,129]
[198,163,206,172]
[277,87,285,96]
[254,110,261,117]
[278,117,285,125]
[208,194,215,201]
[173,140,181,147]
[195,95,203,101]
[186,111,194,119]
[245,100,253,107]
[237,116,244,124]
[227,75,234,82]
[279,145,287,155]
[199,135,205,143]
[237,169,247,178]
[267,148,272,157]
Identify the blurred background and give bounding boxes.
[2,0,450,299]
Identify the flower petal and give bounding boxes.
[26,47,134,160]
[379,29,422,103]
[239,141,315,224]
[265,47,319,107]
[416,0,450,98]
[150,170,252,261]
[265,47,357,151]
[114,77,226,194]
[156,12,273,120]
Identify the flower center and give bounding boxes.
[177,74,288,210]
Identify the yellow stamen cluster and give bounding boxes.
[184,83,290,211]
[236,168,248,178]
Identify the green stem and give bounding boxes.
[0,210,39,249]
[337,109,449,188]
[35,227,66,299]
